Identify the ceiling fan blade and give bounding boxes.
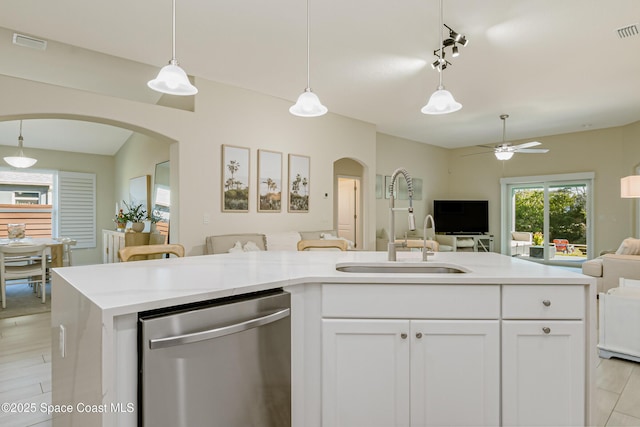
[461,150,494,157]
[513,141,541,149]
[515,148,549,153]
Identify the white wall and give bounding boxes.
[0,74,378,256]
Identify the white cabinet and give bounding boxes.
[502,285,585,426]
[322,284,501,427]
[102,229,124,263]
[322,319,410,427]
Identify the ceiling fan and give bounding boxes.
[472,114,550,160]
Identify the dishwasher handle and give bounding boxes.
[149,307,290,350]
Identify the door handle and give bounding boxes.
[148,308,290,350]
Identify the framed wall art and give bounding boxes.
[129,175,151,213]
[222,145,250,212]
[288,154,310,212]
[258,149,282,212]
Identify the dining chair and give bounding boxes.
[297,239,348,251]
[0,244,47,308]
[118,244,185,262]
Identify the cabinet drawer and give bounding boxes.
[502,285,584,319]
[322,284,500,319]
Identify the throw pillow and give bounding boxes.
[615,238,640,255]
[228,241,243,253]
[243,241,262,252]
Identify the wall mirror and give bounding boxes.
[152,161,170,237]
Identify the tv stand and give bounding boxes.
[436,234,494,252]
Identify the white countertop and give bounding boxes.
[53,251,593,318]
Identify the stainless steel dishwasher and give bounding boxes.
[138,289,291,427]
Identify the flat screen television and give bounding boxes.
[433,200,489,234]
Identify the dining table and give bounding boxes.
[0,237,65,267]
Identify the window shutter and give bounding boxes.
[57,171,96,249]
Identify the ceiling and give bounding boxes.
[0,0,639,155]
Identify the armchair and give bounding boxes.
[598,278,640,362]
[510,232,533,256]
[582,238,640,293]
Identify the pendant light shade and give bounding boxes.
[148,59,197,96]
[290,0,327,117]
[147,0,197,96]
[421,86,462,114]
[421,0,461,115]
[621,175,640,198]
[4,121,37,169]
[290,88,327,117]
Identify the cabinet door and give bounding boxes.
[502,321,585,426]
[410,320,500,427]
[322,319,410,427]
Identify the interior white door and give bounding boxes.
[337,177,359,248]
[410,320,500,427]
[502,320,585,426]
[322,318,410,427]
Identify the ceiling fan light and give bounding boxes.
[148,61,198,96]
[495,151,514,161]
[289,88,328,117]
[421,87,462,115]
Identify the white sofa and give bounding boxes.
[582,238,640,294]
[510,231,533,256]
[205,230,344,254]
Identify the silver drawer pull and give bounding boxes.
[401,333,408,339]
[542,299,551,307]
[416,332,423,339]
[542,327,551,334]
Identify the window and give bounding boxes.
[0,169,96,248]
[500,172,594,264]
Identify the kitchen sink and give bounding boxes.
[335,262,469,274]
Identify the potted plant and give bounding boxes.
[532,232,544,246]
[114,209,127,231]
[122,201,147,232]
[148,209,163,233]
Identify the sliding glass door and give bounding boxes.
[501,173,594,265]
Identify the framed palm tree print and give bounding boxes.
[288,154,310,212]
[222,145,250,212]
[258,149,282,212]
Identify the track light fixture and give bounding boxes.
[431,23,468,68]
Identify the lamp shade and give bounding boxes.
[621,175,640,198]
[289,88,328,117]
[4,153,37,168]
[421,87,462,115]
[495,151,514,161]
[147,62,198,96]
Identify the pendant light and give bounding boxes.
[421,0,462,115]
[4,120,37,169]
[147,0,198,96]
[289,0,327,117]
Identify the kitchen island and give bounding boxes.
[51,250,596,426]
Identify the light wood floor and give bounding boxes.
[1,312,639,427]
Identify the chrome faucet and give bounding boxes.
[422,214,436,261]
[388,168,416,261]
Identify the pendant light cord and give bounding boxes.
[438,0,444,89]
[171,0,177,62]
[306,0,310,88]
[18,120,23,148]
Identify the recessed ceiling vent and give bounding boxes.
[12,33,47,50]
[616,23,639,39]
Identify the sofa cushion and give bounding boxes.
[206,233,266,254]
[615,238,640,255]
[299,230,338,240]
[582,257,603,277]
[511,231,532,242]
[265,231,301,251]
